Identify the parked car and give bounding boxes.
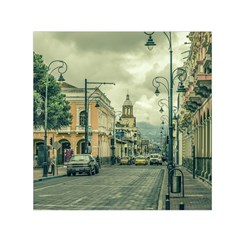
[149,154,163,165]
[135,156,148,166]
[66,154,99,176]
[120,157,132,165]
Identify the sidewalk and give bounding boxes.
[158,165,212,210]
[33,164,111,182]
[33,165,67,182]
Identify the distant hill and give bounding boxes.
[136,122,161,143]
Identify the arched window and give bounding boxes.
[79,111,86,127]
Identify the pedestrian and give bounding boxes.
[51,160,55,176]
[111,155,116,165]
[96,155,101,168]
[48,159,55,175]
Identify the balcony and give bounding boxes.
[194,73,212,98]
[76,125,85,134]
[34,126,44,132]
[203,53,212,74]
[56,126,71,134]
[183,91,202,113]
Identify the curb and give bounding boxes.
[157,166,168,210]
[33,174,67,183]
[33,165,111,183]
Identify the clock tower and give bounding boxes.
[121,93,136,128]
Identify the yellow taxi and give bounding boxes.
[135,156,148,166]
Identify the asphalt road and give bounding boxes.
[34,165,165,210]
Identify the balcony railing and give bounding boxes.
[196,73,212,81]
[76,125,85,133]
[56,126,71,134]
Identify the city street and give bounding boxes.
[34,165,165,210]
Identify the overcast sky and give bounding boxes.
[33,32,190,126]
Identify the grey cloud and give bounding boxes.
[45,32,148,54]
[33,31,189,126]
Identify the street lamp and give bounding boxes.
[43,60,68,177]
[84,79,115,154]
[145,32,187,196]
[158,99,168,113]
[161,114,169,123]
[144,32,156,50]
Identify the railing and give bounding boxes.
[196,73,212,81]
[56,126,71,134]
[76,125,85,133]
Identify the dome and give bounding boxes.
[123,94,133,106]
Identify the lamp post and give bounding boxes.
[145,32,187,193]
[173,94,180,166]
[152,74,172,170]
[113,111,122,162]
[160,121,168,158]
[84,79,115,154]
[43,60,67,177]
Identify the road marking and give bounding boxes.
[71,198,83,205]
[38,192,71,197]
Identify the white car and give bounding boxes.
[149,154,163,165]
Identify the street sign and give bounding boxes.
[53,141,61,150]
[116,131,124,138]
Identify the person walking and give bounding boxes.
[96,155,101,169]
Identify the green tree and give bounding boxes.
[33,52,72,129]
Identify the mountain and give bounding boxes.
[136,122,161,143]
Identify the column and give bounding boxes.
[208,116,212,181]
[204,117,210,179]
[201,120,205,177]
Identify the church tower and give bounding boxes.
[121,93,136,128]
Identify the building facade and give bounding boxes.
[179,32,212,183]
[33,82,115,166]
[115,94,141,158]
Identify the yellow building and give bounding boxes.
[33,82,115,166]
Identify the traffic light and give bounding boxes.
[50,137,53,145]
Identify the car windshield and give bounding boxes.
[70,155,90,161]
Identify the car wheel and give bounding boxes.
[88,169,92,176]
[67,172,71,176]
[72,172,76,176]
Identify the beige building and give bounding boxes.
[33,82,115,166]
[115,94,140,158]
[178,32,212,183]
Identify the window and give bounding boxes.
[79,111,86,127]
